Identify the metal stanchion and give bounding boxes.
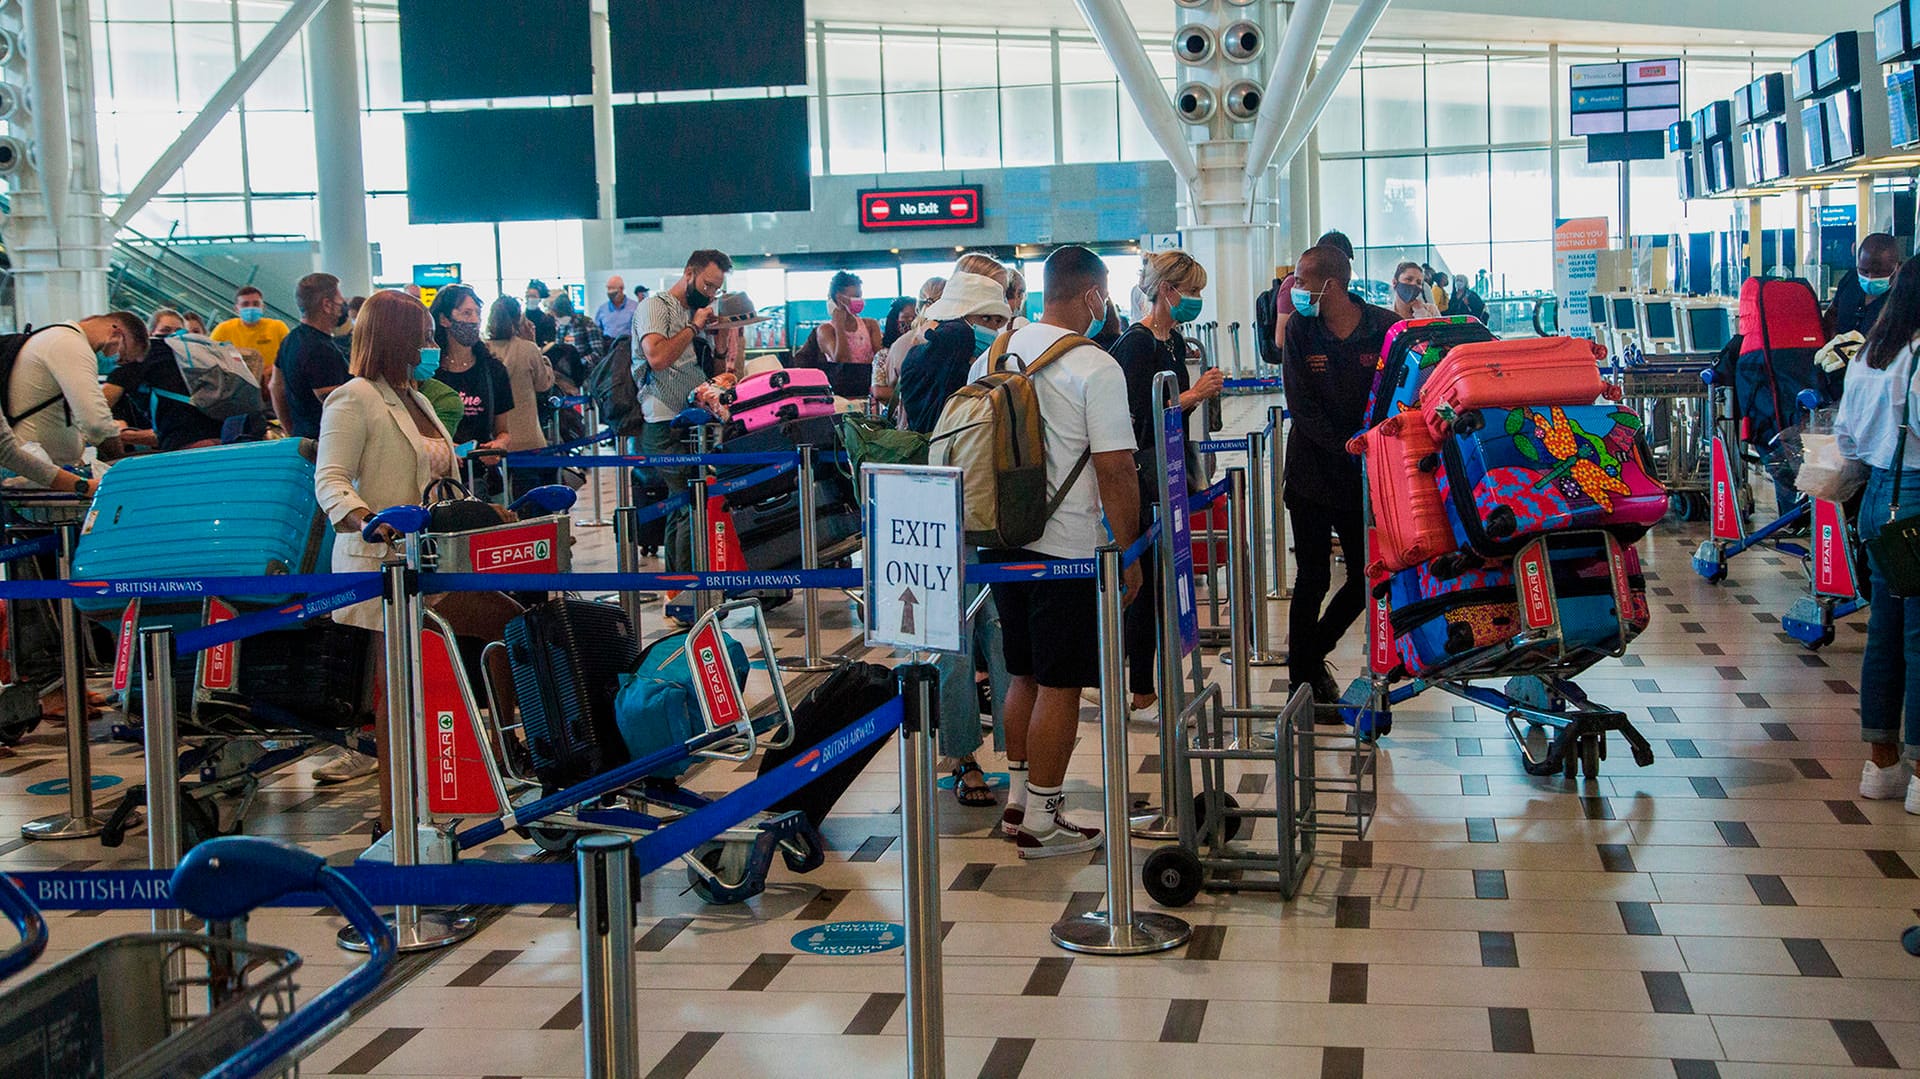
[612,436,644,634]
[577,835,639,1079]
[689,478,715,620]
[1053,546,1190,956]
[896,664,946,1077]
[340,559,475,953]
[140,627,181,935]
[1242,429,1283,667]
[1132,374,1182,841]
[1224,468,1256,745]
[1227,321,1244,377]
[579,399,610,528]
[779,444,840,673]
[24,523,104,841]
[1268,404,1289,601]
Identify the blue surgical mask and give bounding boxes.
[95,349,118,376]
[1290,287,1319,318]
[1861,272,1892,297]
[413,346,441,381]
[1084,297,1107,340]
[1172,295,1204,323]
[238,306,264,326]
[971,322,999,355]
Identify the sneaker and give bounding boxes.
[314,748,379,785]
[1861,759,1911,800]
[1130,702,1162,727]
[1907,776,1920,817]
[1016,819,1103,859]
[999,806,1024,838]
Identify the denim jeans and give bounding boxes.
[936,585,1011,763]
[640,419,693,572]
[1857,466,1920,761]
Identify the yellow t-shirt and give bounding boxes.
[210,317,291,369]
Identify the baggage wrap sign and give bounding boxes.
[1165,406,1199,656]
[862,465,966,654]
[198,598,238,691]
[1517,544,1556,631]
[420,626,502,816]
[1553,216,1609,342]
[464,520,561,574]
[112,599,139,691]
[1813,498,1858,598]
[688,621,744,727]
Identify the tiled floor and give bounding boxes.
[3,391,1918,1077]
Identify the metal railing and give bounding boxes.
[106,224,300,325]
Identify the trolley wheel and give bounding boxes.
[1142,846,1205,908]
[687,840,757,905]
[180,793,222,849]
[1578,737,1601,780]
[1903,926,1920,957]
[1193,792,1243,843]
[528,824,579,854]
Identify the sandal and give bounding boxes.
[951,759,996,807]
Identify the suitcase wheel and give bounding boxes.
[1485,505,1517,539]
[1450,410,1485,436]
[769,370,791,390]
[776,404,797,421]
[1416,453,1441,473]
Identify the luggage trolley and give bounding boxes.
[0,836,394,1079]
[1613,353,1714,520]
[1692,369,1814,582]
[1345,531,1658,779]
[1141,685,1375,907]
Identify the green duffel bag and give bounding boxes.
[839,412,928,498]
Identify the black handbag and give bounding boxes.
[422,477,506,534]
[1865,386,1920,597]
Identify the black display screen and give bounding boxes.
[613,97,811,218]
[404,108,600,223]
[610,0,805,93]
[398,0,592,102]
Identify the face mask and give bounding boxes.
[413,346,441,382]
[446,320,481,347]
[96,348,118,376]
[1861,272,1893,298]
[971,322,1000,355]
[843,297,866,317]
[1393,282,1422,303]
[1172,295,1204,323]
[685,283,713,311]
[1084,297,1107,340]
[238,307,264,326]
[1290,287,1320,318]
[334,303,349,328]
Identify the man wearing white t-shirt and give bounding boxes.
[8,314,139,467]
[971,245,1141,858]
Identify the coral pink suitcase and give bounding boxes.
[1417,337,1617,439]
[1365,316,1495,430]
[723,367,836,435]
[1350,413,1457,577]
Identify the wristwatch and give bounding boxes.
[73,478,92,497]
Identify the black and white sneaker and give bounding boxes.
[1016,819,1102,859]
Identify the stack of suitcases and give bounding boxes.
[1346,317,1664,681]
[708,367,861,572]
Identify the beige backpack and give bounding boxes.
[928,332,1093,549]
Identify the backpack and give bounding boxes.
[927,331,1094,549]
[838,412,928,501]
[584,337,646,436]
[0,324,82,425]
[1734,276,1828,451]
[612,626,749,778]
[151,333,263,420]
[1252,279,1282,368]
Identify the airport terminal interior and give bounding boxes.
[3,0,1920,1076]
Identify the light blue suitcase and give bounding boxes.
[72,438,335,618]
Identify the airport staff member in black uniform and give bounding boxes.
[1280,243,1397,704]
[1826,232,1901,339]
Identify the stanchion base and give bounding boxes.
[1051,911,1191,955]
[21,812,106,841]
[338,910,477,954]
[1129,811,1180,841]
[1243,650,1286,667]
[776,655,848,673]
[574,520,614,529]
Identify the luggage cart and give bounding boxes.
[0,836,394,1079]
[1344,530,1657,779]
[1691,371,1813,582]
[1141,684,1374,906]
[0,490,88,746]
[1613,354,1713,520]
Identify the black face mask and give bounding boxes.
[334,302,349,328]
[685,283,713,311]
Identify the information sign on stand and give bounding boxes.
[862,465,965,655]
[1164,406,1199,656]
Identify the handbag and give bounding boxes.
[422,477,511,534]
[1865,384,1920,597]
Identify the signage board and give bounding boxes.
[1553,217,1609,343]
[412,262,461,309]
[420,625,503,816]
[862,465,965,654]
[1163,406,1198,657]
[857,186,984,232]
[197,598,238,693]
[687,621,746,729]
[463,520,561,574]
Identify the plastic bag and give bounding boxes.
[1795,430,1868,502]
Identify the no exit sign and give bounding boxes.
[857,185,984,232]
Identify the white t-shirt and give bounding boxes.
[9,323,117,467]
[967,322,1134,560]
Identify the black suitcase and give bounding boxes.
[756,661,898,829]
[128,620,374,733]
[712,415,854,508]
[731,492,862,571]
[502,599,638,788]
[633,472,669,554]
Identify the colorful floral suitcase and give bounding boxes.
[1350,412,1456,576]
[1417,336,1618,440]
[1434,405,1668,557]
[1365,316,1496,430]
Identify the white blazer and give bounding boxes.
[314,376,455,629]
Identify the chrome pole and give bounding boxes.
[689,478,715,619]
[1268,404,1289,600]
[579,399,610,528]
[1052,546,1190,956]
[897,664,946,1077]
[779,444,839,673]
[1225,467,1256,743]
[1133,373,1182,841]
[340,559,475,953]
[1243,429,1283,666]
[612,436,643,634]
[140,626,180,935]
[24,523,104,840]
[577,835,639,1079]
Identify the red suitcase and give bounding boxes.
[1191,501,1230,573]
[1349,413,1456,577]
[1417,337,1617,439]
[722,366,836,436]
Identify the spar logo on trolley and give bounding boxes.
[689,622,744,726]
[1517,545,1556,631]
[466,521,560,574]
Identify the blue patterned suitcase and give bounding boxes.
[72,438,334,618]
[1364,316,1496,429]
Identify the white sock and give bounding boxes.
[1023,782,1062,833]
[1007,762,1029,811]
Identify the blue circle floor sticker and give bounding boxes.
[27,775,122,796]
[791,921,905,956]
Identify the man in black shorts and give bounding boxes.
[976,246,1141,859]
[1281,243,1397,702]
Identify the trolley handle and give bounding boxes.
[507,484,577,516]
[362,503,432,543]
[1797,388,1826,410]
[174,837,396,1079]
[0,871,47,981]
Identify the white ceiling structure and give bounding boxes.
[806,0,1880,50]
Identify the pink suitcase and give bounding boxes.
[723,367,836,434]
[1418,337,1618,440]
[1349,412,1458,577]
